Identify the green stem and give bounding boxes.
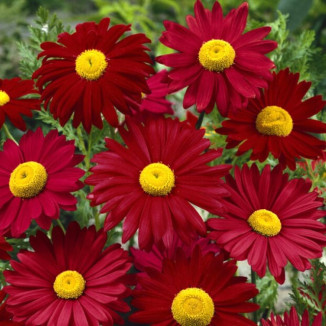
[77,126,89,169]
[94,210,100,231]
[47,223,54,238]
[56,219,66,233]
[2,124,17,144]
[251,268,258,324]
[195,111,205,130]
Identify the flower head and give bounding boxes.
[86,117,230,250]
[130,245,258,326]
[218,69,326,170]
[0,78,40,131]
[4,222,132,326]
[207,164,326,283]
[33,18,154,132]
[0,128,84,237]
[157,0,277,115]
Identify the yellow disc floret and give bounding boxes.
[139,162,175,196]
[171,287,215,326]
[198,39,236,72]
[256,105,293,137]
[248,209,282,237]
[53,270,85,299]
[75,49,108,80]
[0,90,10,106]
[9,161,48,198]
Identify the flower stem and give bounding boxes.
[56,219,66,233]
[94,211,100,231]
[2,124,18,144]
[251,268,258,323]
[195,111,205,129]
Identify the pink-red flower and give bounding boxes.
[157,0,277,115]
[0,78,40,130]
[207,164,326,283]
[218,69,326,170]
[33,18,154,132]
[0,128,84,237]
[86,117,230,250]
[261,307,322,326]
[4,222,132,326]
[130,245,259,326]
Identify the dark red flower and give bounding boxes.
[86,117,230,250]
[218,69,326,170]
[130,246,259,326]
[0,78,40,131]
[207,164,326,284]
[4,222,132,326]
[0,128,84,237]
[33,18,154,132]
[156,0,277,115]
[261,307,322,326]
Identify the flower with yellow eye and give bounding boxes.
[207,164,326,284]
[86,117,231,250]
[218,68,326,170]
[4,222,132,326]
[0,128,84,237]
[156,0,277,116]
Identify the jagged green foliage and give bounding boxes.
[268,12,326,97]
[256,271,279,319]
[290,259,326,325]
[17,7,67,79]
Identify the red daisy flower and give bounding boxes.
[218,68,326,170]
[32,18,154,132]
[86,117,231,250]
[207,164,326,284]
[0,78,40,131]
[0,236,12,261]
[261,307,322,326]
[156,0,277,115]
[130,246,259,326]
[0,128,84,237]
[4,222,132,326]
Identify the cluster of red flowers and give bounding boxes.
[0,0,325,325]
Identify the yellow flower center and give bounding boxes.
[256,105,293,137]
[139,162,175,196]
[0,90,10,106]
[53,270,85,299]
[75,49,108,80]
[9,161,48,198]
[171,287,215,326]
[248,209,282,237]
[198,39,235,72]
